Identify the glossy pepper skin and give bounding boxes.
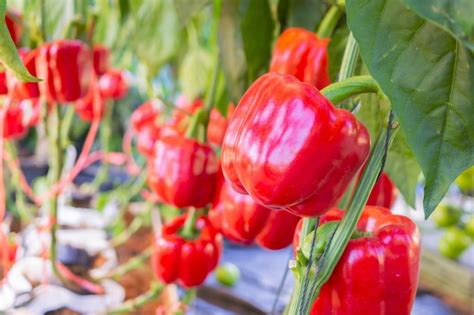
[99,69,128,100]
[209,175,300,250]
[92,45,110,76]
[270,28,331,90]
[37,40,92,103]
[221,73,370,217]
[7,48,40,101]
[74,78,104,122]
[5,11,22,46]
[147,135,219,208]
[152,214,222,287]
[207,104,235,147]
[366,172,398,208]
[295,207,420,315]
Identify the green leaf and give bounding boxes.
[179,46,213,100]
[0,0,40,82]
[278,0,326,31]
[240,0,274,82]
[357,89,420,208]
[401,0,474,52]
[218,0,248,103]
[41,0,75,40]
[347,0,474,217]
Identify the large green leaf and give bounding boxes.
[0,0,39,82]
[347,0,474,217]
[218,0,276,103]
[240,0,274,82]
[401,0,474,52]
[277,0,326,31]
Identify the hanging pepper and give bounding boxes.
[209,174,300,250]
[37,40,92,103]
[131,100,163,134]
[5,10,22,46]
[366,172,398,208]
[147,135,219,208]
[3,104,27,139]
[221,73,370,217]
[168,95,204,134]
[207,104,235,147]
[136,124,161,158]
[98,69,128,100]
[74,77,104,122]
[152,214,222,288]
[7,48,40,101]
[295,207,420,315]
[270,28,331,90]
[92,44,110,77]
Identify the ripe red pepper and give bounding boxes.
[299,207,420,315]
[207,104,235,147]
[92,45,110,76]
[366,172,398,208]
[168,95,204,134]
[7,48,40,101]
[37,40,92,103]
[152,214,222,287]
[5,11,22,46]
[131,100,163,134]
[0,71,7,95]
[98,69,128,100]
[221,73,370,217]
[3,104,27,139]
[270,28,331,90]
[147,135,219,208]
[209,175,300,250]
[74,78,104,122]
[136,124,161,158]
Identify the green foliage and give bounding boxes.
[277,0,326,32]
[402,0,474,52]
[218,0,275,103]
[347,0,474,218]
[179,45,213,100]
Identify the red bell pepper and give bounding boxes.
[294,208,420,314]
[270,28,331,90]
[207,104,235,147]
[5,10,22,46]
[221,73,370,217]
[92,44,110,76]
[7,48,40,101]
[131,100,163,134]
[74,78,104,122]
[209,175,300,250]
[136,124,161,158]
[298,207,420,315]
[37,40,92,103]
[147,135,219,208]
[152,214,222,287]
[0,71,7,95]
[98,69,128,100]
[367,172,398,208]
[3,104,27,139]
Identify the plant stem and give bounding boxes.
[107,281,165,314]
[181,208,199,239]
[92,100,113,189]
[98,246,152,281]
[320,75,380,106]
[174,288,197,315]
[337,33,360,110]
[48,104,64,280]
[316,5,344,38]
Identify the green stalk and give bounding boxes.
[47,105,65,280]
[175,289,197,315]
[107,281,165,314]
[181,208,199,239]
[97,246,152,281]
[316,5,344,38]
[320,75,380,105]
[92,100,113,189]
[337,33,360,110]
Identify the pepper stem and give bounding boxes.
[320,75,380,105]
[316,5,344,39]
[107,281,165,314]
[181,208,199,239]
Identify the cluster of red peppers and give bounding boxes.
[148,28,419,315]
